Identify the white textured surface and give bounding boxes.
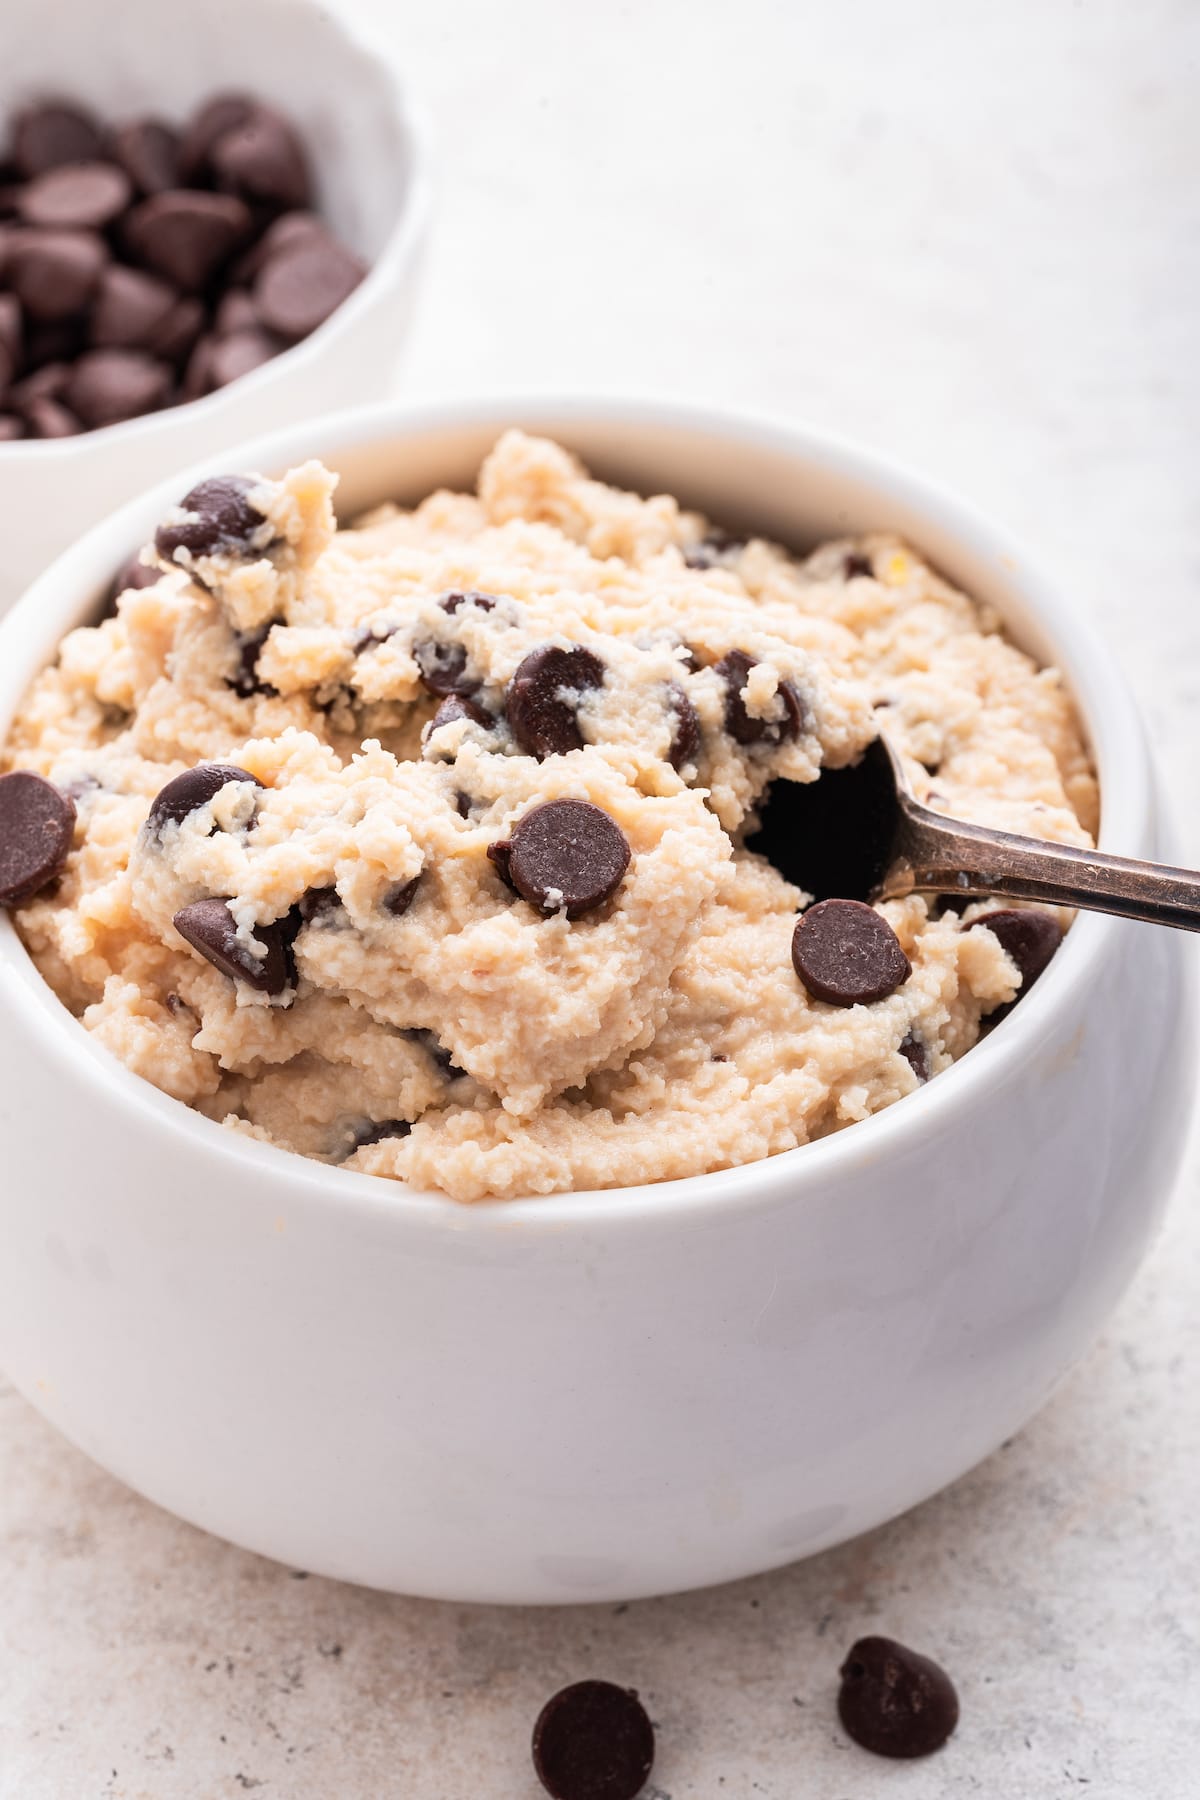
[2,0,1198,1793]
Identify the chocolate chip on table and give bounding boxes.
[7,229,108,320]
[155,475,268,562]
[210,109,310,212]
[172,897,291,995]
[837,1635,959,1759]
[384,874,422,917]
[89,266,178,350]
[0,771,77,906]
[253,237,366,342]
[146,762,262,834]
[110,119,181,196]
[489,799,630,919]
[11,102,103,178]
[898,1030,930,1082]
[66,349,172,428]
[124,190,253,292]
[18,162,133,231]
[429,693,494,733]
[666,682,700,770]
[531,1679,655,1800]
[973,907,1062,994]
[717,650,806,747]
[506,645,605,759]
[792,898,911,1007]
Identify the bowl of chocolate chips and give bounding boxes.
[0,0,428,606]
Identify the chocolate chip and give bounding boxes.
[684,526,744,570]
[531,1680,655,1800]
[506,645,605,759]
[111,552,162,599]
[23,397,81,438]
[490,799,630,919]
[177,94,258,185]
[11,104,103,178]
[151,298,206,368]
[8,359,71,408]
[213,289,260,335]
[208,327,278,388]
[229,208,330,284]
[89,266,178,349]
[844,551,874,579]
[18,162,132,231]
[7,229,107,320]
[414,638,477,699]
[898,1030,930,1082]
[716,650,806,747]
[352,1118,412,1150]
[439,589,497,615]
[792,898,910,1007]
[429,694,494,732]
[0,414,25,441]
[172,898,291,995]
[384,874,422,917]
[66,349,172,428]
[973,908,1062,994]
[110,118,181,195]
[146,762,262,834]
[666,682,700,770]
[253,238,364,341]
[404,1027,465,1080]
[0,771,77,905]
[156,475,268,562]
[0,292,21,372]
[124,190,253,291]
[210,109,310,212]
[227,623,278,699]
[838,1636,959,1759]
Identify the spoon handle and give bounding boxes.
[881,802,1200,931]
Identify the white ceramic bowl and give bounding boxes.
[0,0,429,609]
[0,398,1193,1604]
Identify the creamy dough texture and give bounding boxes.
[5,433,1097,1200]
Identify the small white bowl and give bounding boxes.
[0,398,1193,1604]
[0,0,429,609]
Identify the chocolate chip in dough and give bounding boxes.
[974,908,1062,994]
[838,1635,959,1759]
[898,1030,930,1082]
[792,898,910,1007]
[110,551,162,601]
[0,772,76,906]
[66,349,172,428]
[716,649,806,747]
[110,118,181,195]
[146,762,262,834]
[253,238,364,341]
[156,475,269,561]
[429,693,494,733]
[18,162,132,230]
[683,526,744,570]
[124,190,253,291]
[210,109,310,212]
[531,1679,655,1800]
[414,636,478,699]
[351,1118,412,1150]
[172,897,291,995]
[490,799,630,919]
[666,682,700,770]
[439,589,497,615]
[844,551,874,579]
[7,229,107,320]
[227,623,279,699]
[11,103,102,178]
[506,645,605,759]
[384,874,422,917]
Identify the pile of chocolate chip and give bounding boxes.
[0,95,367,440]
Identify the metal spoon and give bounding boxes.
[750,736,1200,931]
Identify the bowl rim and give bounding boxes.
[0,0,432,459]
[0,393,1150,1235]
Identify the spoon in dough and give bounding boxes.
[750,736,1200,930]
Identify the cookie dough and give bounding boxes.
[3,432,1097,1200]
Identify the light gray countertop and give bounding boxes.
[2,1,1198,1793]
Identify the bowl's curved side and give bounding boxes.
[0,398,1191,1601]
